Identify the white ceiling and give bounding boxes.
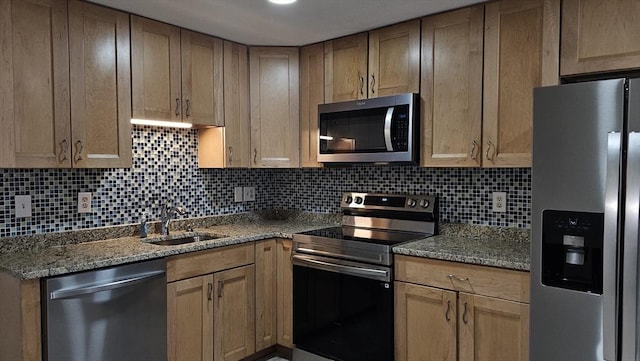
[91,0,485,46]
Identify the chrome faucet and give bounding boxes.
[160,203,187,236]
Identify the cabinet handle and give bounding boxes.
[185,99,191,118]
[207,282,213,301]
[463,302,469,324]
[58,139,68,163]
[253,148,257,164]
[74,140,84,163]
[486,140,496,163]
[447,274,469,283]
[370,74,375,95]
[175,98,181,117]
[470,140,479,160]
[445,300,451,321]
[217,280,223,299]
[228,146,233,164]
[358,72,364,96]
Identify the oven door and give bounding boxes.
[292,254,394,361]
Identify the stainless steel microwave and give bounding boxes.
[317,93,418,163]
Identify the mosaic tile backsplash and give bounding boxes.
[0,127,531,238]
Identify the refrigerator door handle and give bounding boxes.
[604,131,621,361]
[621,131,640,361]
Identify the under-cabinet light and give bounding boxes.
[130,119,193,129]
[268,0,297,4]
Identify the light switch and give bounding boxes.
[15,195,32,218]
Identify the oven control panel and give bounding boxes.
[341,192,437,213]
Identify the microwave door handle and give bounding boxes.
[384,107,395,151]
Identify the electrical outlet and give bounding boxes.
[492,192,507,213]
[78,192,92,213]
[234,187,244,202]
[243,187,256,202]
[15,195,32,218]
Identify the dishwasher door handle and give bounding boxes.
[50,270,166,300]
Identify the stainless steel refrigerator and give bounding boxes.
[531,78,640,361]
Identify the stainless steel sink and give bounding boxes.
[148,233,226,246]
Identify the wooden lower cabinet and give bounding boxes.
[395,256,530,361]
[276,239,293,348]
[255,239,277,351]
[168,275,214,361]
[458,293,529,361]
[214,265,256,361]
[167,244,255,361]
[395,282,457,361]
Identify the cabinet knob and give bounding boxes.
[370,73,376,95]
[175,98,181,117]
[471,140,479,160]
[58,139,68,163]
[486,140,496,163]
[445,300,451,321]
[74,140,84,163]
[185,99,191,118]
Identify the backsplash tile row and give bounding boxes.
[0,128,531,238]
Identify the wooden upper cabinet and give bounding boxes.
[483,0,560,167]
[421,5,484,167]
[300,43,324,168]
[368,20,420,98]
[198,41,250,168]
[561,0,640,75]
[249,47,300,168]
[181,30,223,127]
[131,16,182,123]
[223,41,250,167]
[324,33,368,102]
[0,0,70,168]
[69,0,131,168]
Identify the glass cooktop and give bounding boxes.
[298,226,429,246]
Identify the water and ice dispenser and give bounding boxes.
[541,210,604,294]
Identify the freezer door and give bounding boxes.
[621,78,640,361]
[531,78,625,361]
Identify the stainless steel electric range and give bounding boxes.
[292,192,438,361]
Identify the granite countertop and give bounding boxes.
[0,212,531,280]
[393,224,531,271]
[0,212,339,280]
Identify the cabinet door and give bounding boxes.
[458,293,529,361]
[300,43,324,168]
[69,0,131,168]
[395,282,457,361]
[223,41,250,167]
[214,265,256,361]
[255,239,277,351]
[483,0,559,167]
[421,5,483,167]
[324,33,368,102]
[167,275,214,361]
[562,0,640,75]
[368,20,420,98]
[131,16,182,123]
[0,0,70,168]
[249,47,300,168]
[276,239,293,348]
[181,30,223,127]
[197,41,249,168]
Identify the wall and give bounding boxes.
[0,128,530,238]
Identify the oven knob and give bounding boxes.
[419,199,430,208]
[406,198,417,208]
[354,196,363,204]
[344,195,353,204]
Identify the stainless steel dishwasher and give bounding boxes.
[43,258,167,361]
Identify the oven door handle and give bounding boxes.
[292,254,390,282]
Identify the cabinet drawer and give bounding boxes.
[395,255,529,303]
[167,243,254,282]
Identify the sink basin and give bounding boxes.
[148,233,226,246]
